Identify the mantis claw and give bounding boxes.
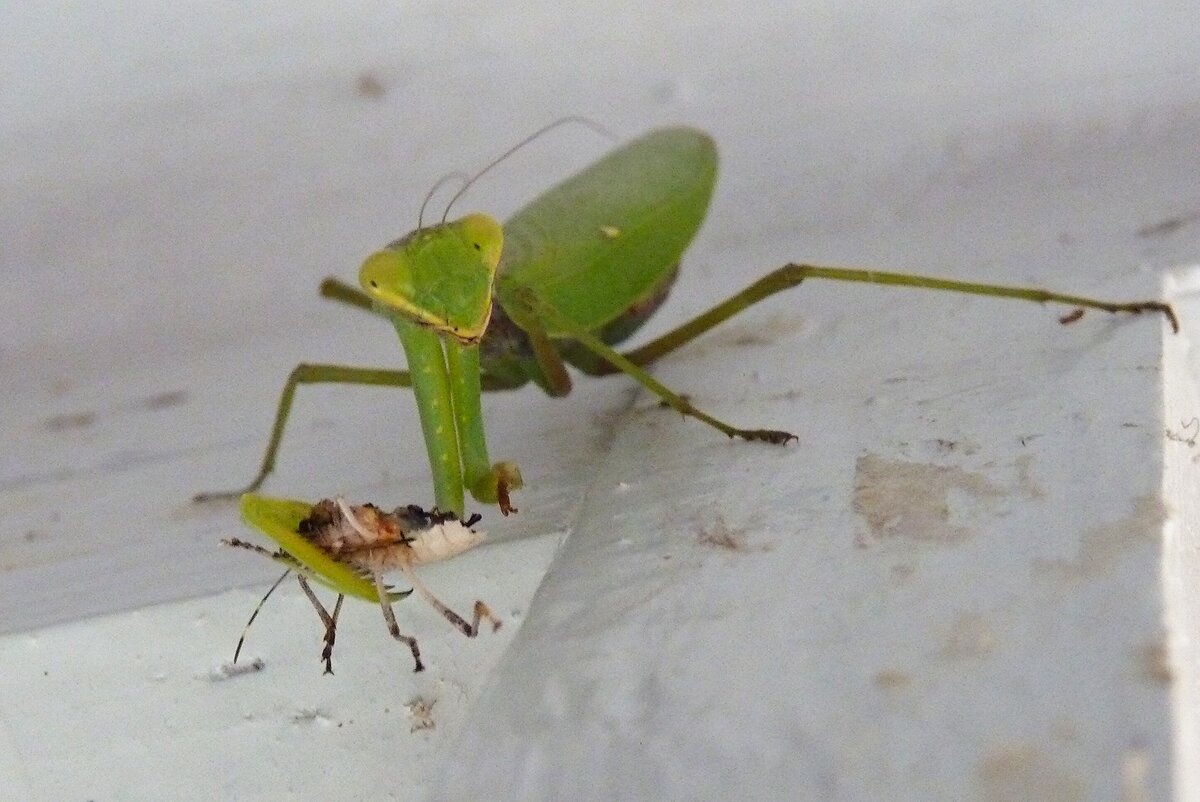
[497,479,517,516]
[475,461,522,516]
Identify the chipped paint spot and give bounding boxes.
[853,453,1003,543]
[979,744,1084,802]
[941,613,995,660]
[406,696,437,732]
[1034,495,1168,582]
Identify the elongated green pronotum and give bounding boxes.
[198,126,1178,518]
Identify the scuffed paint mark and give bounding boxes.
[1013,454,1045,500]
[207,658,265,681]
[979,744,1084,802]
[940,613,995,661]
[697,518,772,553]
[853,453,1003,543]
[1033,495,1168,583]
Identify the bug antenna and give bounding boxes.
[233,569,292,664]
[418,171,470,229]
[440,116,618,223]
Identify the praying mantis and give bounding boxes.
[198,124,1178,523]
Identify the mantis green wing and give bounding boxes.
[496,127,717,340]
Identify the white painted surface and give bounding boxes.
[2,1,1199,800]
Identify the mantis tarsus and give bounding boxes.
[198,125,1179,520]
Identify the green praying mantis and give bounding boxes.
[206,124,1177,618]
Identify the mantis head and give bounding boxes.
[359,213,503,345]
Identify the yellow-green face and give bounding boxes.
[359,213,503,344]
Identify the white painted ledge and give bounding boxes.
[3,2,1199,800]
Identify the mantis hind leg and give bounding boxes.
[521,291,796,444]
[193,364,414,503]
[581,263,1179,375]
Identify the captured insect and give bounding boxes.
[224,494,500,673]
[197,122,1179,518]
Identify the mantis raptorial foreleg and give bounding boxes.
[578,264,1180,375]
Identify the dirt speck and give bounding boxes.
[853,453,1003,543]
[1137,639,1173,685]
[356,72,387,98]
[1165,417,1199,447]
[941,613,995,660]
[1034,495,1168,583]
[874,668,910,690]
[979,744,1084,802]
[144,390,188,410]
[1137,212,1199,239]
[697,518,770,553]
[292,708,332,725]
[931,437,980,456]
[44,411,96,431]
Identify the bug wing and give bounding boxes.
[239,494,409,603]
[497,127,717,336]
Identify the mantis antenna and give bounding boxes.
[440,115,617,223]
[417,171,470,229]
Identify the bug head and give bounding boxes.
[359,213,503,344]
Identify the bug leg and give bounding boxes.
[230,568,291,664]
[222,537,284,560]
[401,563,502,637]
[193,364,415,503]
[583,263,1178,377]
[297,576,343,675]
[321,595,344,674]
[374,574,424,672]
